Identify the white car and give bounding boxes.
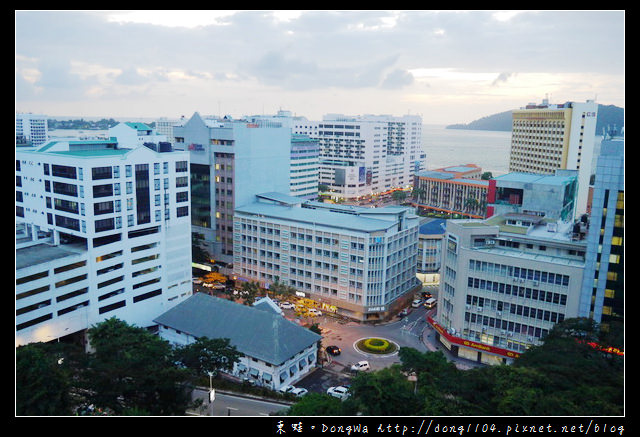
[279,302,295,309]
[411,299,423,308]
[308,308,322,316]
[327,386,350,400]
[350,361,370,372]
[278,385,296,394]
[291,387,308,397]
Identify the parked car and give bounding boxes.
[291,387,308,397]
[398,308,409,318]
[326,345,341,356]
[278,385,296,394]
[279,302,295,309]
[350,361,370,372]
[411,299,423,308]
[327,386,351,400]
[308,308,322,316]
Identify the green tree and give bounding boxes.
[391,190,408,203]
[240,281,262,304]
[173,337,241,377]
[481,171,493,180]
[286,393,345,416]
[16,342,74,415]
[84,318,192,415]
[344,366,422,416]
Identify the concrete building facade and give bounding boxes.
[16,139,193,347]
[431,214,587,365]
[232,192,421,321]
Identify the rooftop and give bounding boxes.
[154,293,321,365]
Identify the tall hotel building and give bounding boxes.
[295,113,425,200]
[16,139,193,347]
[578,135,624,331]
[16,113,49,147]
[508,99,598,216]
[430,213,587,365]
[172,112,291,264]
[233,193,421,321]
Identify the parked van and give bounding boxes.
[424,297,437,309]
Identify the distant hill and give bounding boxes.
[446,104,624,134]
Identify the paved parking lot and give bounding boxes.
[294,364,354,394]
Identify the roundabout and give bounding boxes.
[353,337,399,357]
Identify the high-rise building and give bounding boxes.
[16,139,193,347]
[295,113,425,200]
[16,113,48,147]
[172,112,292,265]
[430,213,587,365]
[578,135,624,330]
[233,192,421,321]
[508,99,598,216]
[246,111,320,200]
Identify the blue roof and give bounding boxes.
[419,219,446,235]
[154,293,321,365]
[235,202,398,232]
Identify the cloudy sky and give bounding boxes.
[15,10,624,125]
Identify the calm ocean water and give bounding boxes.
[421,125,512,176]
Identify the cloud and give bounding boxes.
[245,51,400,90]
[380,69,415,89]
[492,72,515,86]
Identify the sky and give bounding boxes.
[15,10,625,125]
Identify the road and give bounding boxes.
[189,388,291,416]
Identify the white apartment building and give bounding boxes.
[16,113,49,147]
[233,192,421,321]
[294,113,425,200]
[108,122,168,149]
[508,99,598,217]
[431,214,587,365]
[16,139,193,347]
[154,117,182,146]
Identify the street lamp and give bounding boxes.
[208,371,216,416]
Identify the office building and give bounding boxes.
[16,113,48,147]
[417,218,446,274]
[246,111,320,200]
[578,135,624,330]
[508,99,598,216]
[413,164,489,218]
[16,139,193,347]
[172,112,292,265]
[430,213,587,365]
[154,117,182,147]
[486,169,578,221]
[233,192,421,321]
[295,113,424,200]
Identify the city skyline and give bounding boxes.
[16,10,624,125]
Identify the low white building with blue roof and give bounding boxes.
[232,192,421,321]
[154,293,321,390]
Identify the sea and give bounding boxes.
[421,125,512,176]
[48,125,603,177]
